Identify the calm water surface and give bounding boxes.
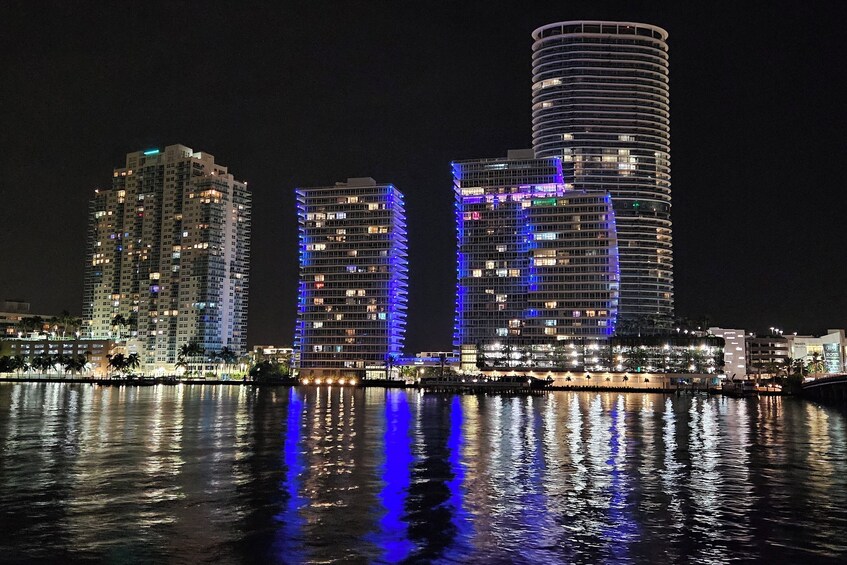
[1,383,846,564]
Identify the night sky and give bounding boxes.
[2,1,846,351]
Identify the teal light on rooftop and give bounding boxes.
[143,149,160,156]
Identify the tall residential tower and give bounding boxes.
[83,144,251,370]
[453,150,619,368]
[532,21,673,330]
[294,178,408,379]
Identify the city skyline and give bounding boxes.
[2,2,847,351]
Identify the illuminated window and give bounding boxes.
[535,232,556,240]
[313,322,323,328]
[508,269,520,277]
[314,274,324,281]
[544,301,557,308]
[314,298,324,305]
[472,269,482,277]
[485,261,495,269]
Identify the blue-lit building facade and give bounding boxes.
[294,178,408,379]
[453,150,619,371]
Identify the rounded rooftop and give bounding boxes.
[532,21,668,42]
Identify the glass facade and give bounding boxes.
[453,153,619,355]
[294,178,408,378]
[532,21,674,328]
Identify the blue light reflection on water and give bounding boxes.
[1,385,847,563]
[375,390,414,563]
[273,387,305,562]
[444,394,473,560]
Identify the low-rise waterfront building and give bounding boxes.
[463,334,724,374]
[787,329,846,374]
[0,338,116,377]
[709,327,747,378]
[745,334,790,377]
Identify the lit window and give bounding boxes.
[472,269,482,278]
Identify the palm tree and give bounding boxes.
[219,347,237,376]
[807,351,825,377]
[111,314,129,341]
[178,342,204,376]
[125,353,141,376]
[11,355,28,376]
[61,354,76,376]
[107,353,127,378]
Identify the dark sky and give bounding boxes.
[2,1,846,350]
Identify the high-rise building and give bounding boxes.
[453,150,619,365]
[294,177,408,379]
[83,144,251,371]
[532,21,673,329]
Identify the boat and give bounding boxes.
[721,379,758,398]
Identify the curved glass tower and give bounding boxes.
[532,21,673,330]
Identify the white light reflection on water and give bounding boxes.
[1,384,847,563]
